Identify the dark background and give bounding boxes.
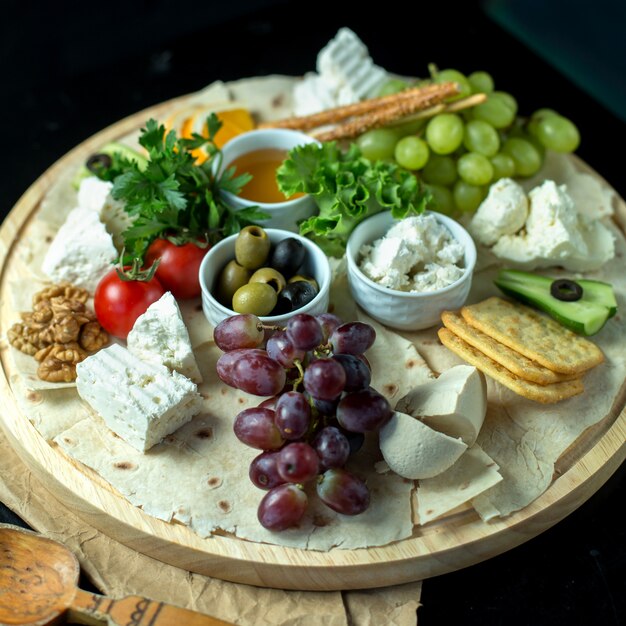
[1,1,625,624]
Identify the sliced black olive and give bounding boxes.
[550,278,583,302]
[86,153,113,175]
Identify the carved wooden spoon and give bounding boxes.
[0,524,232,625]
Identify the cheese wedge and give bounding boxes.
[127,291,202,383]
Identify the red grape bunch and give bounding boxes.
[214,312,392,531]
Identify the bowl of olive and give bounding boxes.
[199,225,331,327]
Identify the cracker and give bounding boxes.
[460,297,604,375]
[437,328,584,403]
[441,310,578,385]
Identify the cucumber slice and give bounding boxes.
[494,269,616,336]
[71,142,148,189]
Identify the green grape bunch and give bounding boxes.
[355,67,581,215]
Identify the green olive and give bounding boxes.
[249,267,287,294]
[216,260,251,306]
[288,274,318,291]
[235,225,271,270]
[232,282,278,316]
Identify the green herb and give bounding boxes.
[93,115,268,260]
[276,142,432,256]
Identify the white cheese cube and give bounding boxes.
[41,206,117,293]
[127,292,202,383]
[76,343,202,452]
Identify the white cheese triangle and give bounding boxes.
[127,291,203,383]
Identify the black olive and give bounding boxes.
[269,238,306,279]
[550,278,583,301]
[86,153,113,175]
[271,280,318,315]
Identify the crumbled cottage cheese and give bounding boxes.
[470,178,615,272]
[359,214,465,292]
[293,28,389,116]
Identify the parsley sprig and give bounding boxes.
[97,114,268,260]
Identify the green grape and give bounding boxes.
[421,154,458,186]
[463,119,500,156]
[356,128,399,161]
[434,69,472,100]
[453,180,486,213]
[426,184,456,216]
[378,78,409,97]
[468,71,494,94]
[492,91,518,117]
[535,115,581,152]
[471,94,516,129]
[502,137,543,176]
[457,152,494,186]
[394,136,430,170]
[527,109,559,138]
[390,117,427,137]
[490,153,516,180]
[425,113,464,155]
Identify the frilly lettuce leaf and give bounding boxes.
[277,142,432,256]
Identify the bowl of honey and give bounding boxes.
[218,128,320,232]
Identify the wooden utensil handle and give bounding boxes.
[70,588,232,625]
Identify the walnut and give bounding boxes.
[34,342,87,364]
[80,322,109,351]
[33,283,89,306]
[7,323,39,356]
[9,282,109,382]
[37,357,76,383]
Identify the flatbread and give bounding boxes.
[460,297,604,374]
[440,310,577,385]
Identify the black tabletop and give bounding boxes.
[2,2,625,624]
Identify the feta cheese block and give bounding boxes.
[127,291,202,383]
[469,178,529,246]
[293,28,388,115]
[76,343,203,452]
[41,206,117,293]
[77,176,132,248]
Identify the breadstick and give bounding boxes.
[258,82,459,131]
[311,87,459,141]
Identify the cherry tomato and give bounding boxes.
[94,269,165,339]
[145,239,209,299]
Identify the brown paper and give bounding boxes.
[0,429,421,625]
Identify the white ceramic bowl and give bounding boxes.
[218,128,319,233]
[346,211,477,331]
[199,228,331,327]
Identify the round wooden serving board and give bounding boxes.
[1,83,625,591]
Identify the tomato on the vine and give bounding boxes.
[145,238,210,299]
[94,268,165,339]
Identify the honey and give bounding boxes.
[229,148,304,204]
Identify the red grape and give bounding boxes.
[258,484,308,531]
[286,313,323,350]
[277,442,320,483]
[266,330,306,368]
[249,451,285,490]
[303,358,346,401]
[316,312,343,342]
[312,426,350,470]
[214,314,264,352]
[274,391,311,440]
[330,322,376,355]
[332,353,371,391]
[217,349,286,396]
[234,407,284,450]
[316,468,370,515]
[336,388,391,432]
